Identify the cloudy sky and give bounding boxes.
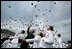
[1,1,71,42]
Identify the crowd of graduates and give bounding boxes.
[1,25,68,48]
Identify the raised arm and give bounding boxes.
[27,25,32,35]
[26,39,35,43]
[20,38,35,43]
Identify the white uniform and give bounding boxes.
[9,33,25,48]
[53,36,63,48]
[10,39,19,48]
[2,39,19,48]
[26,35,41,48]
[43,30,54,48]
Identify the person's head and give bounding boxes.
[21,30,25,34]
[30,29,35,34]
[57,34,61,37]
[43,33,46,37]
[47,25,54,31]
[38,32,43,37]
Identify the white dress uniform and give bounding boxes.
[10,39,19,48]
[43,30,54,48]
[53,36,63,48]
[9,33,25,48]
[26,35,41,48]
[2,39,19,48]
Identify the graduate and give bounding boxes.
[21,32,43,48]
[8,38,19,48]
[10,30,25,39]
[39,33,47,48]
[42,25,54,48]
[9,30,25,48]
[20,25,35,48]
[53,34,63,48]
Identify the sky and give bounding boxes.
[1,1,71,42]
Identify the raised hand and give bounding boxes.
[28,25,32,28]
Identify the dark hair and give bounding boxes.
[58,34,61,37]
[40,33,43,37]
[21,30,25,33]
[49,26,54,31]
